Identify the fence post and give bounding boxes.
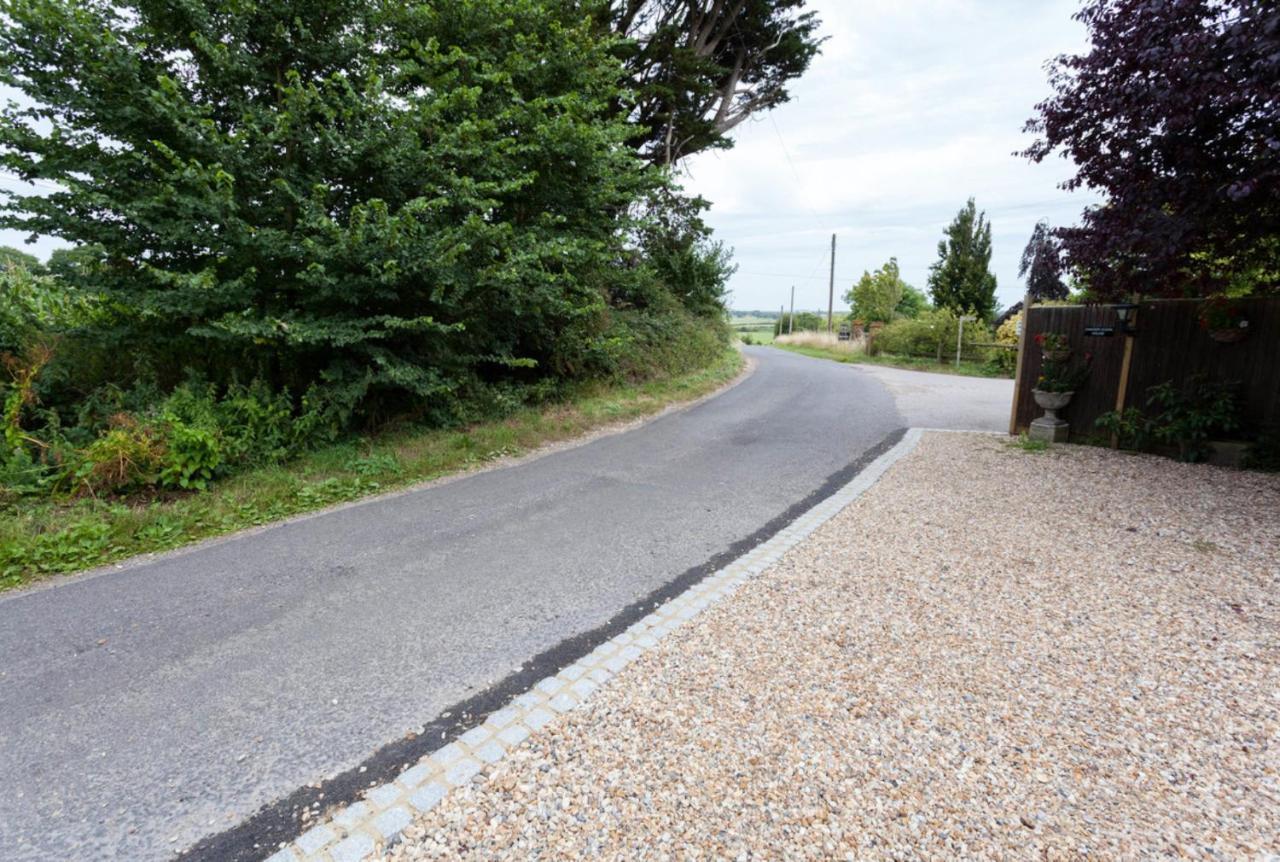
[1007,294,1031,435]
[1111,304,1139,448]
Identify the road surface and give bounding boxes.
[0,348,1006,860]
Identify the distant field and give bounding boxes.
[729,315,778,345]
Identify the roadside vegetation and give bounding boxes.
[1,348,742,590]
[739,197,1018,378]
[771,332,1009,379]
[0,0,825,583]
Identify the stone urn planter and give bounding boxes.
[1030,389,1073,443]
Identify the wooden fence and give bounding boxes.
[1010,297,1280,439]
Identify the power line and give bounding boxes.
[0,171,63,192]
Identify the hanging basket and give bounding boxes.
[1208,326,1248,344]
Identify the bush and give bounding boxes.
[1095,377,1239,462]
[66,415,165,496]
[874,307,991,363]
[158,421,221,491]
[774,312,825,336]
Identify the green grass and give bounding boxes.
[0,349,743,591]
[772,342,1010,379]
[735,329,776,345]
[1007,433,1051,453]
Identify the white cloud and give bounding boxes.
[682,0,1100,313]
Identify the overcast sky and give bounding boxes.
[3,0,1100,314]
[682,0,1100,314]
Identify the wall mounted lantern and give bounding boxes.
[1114,302,1138,335]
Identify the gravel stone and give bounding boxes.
[409,783,449,814]
[522,708,555,731]
[293,823,334,856]
[329,831,375,862]
[332,801,373,830]
[395,764,433,791]
[387,433,1280,860]
[372,806,413,840]
[474,741,506,764]
[497,724,531,747]
[365,782,402,809]
[443,757,481,786]
[457,726,492,749]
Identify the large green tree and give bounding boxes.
[0,0,656,420]
[598,0,823,165]
[1023,0,1279,298]
[0,244,42,272]
[927,198,998,322]
[844,257,909,323]
[1019,221,1067,301]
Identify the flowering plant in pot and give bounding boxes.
[1034,331,1071,361]
[1033,354,1091,407]
[1198,296,1249,343]
[1029,354,1091,442]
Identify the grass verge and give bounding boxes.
[1,348,744,591]
[772,342,1009,379]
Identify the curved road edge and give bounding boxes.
[183,426,911,862]
[4,351,758,603]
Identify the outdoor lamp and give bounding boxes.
[1114,302,1138,335]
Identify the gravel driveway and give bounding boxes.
[387,433,1279,860]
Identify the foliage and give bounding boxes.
[1097,377,1239,462]
[774,311,824,336]
[1197,295,1249,333]
[1095,407,1149,451]
[600,0,823,165]
[1009,433,1050,453]
[634,188,737,318]
[1023,0,1280,299]
[1145,377,1238,462]
[1034,332,1069,354]
[1035,355,1090,394]
[1019,221,1067,301]
[1,348,742,588]
[0,244,42,272]
[0,0,664,423]
[874,306,991,363]
[0,259,97,354]
[844,257,908,324]
[68,415,165,496]
[895,284,929,319]
[0,0,743,511]
[989,312,1021,376]
[927,198,998,321]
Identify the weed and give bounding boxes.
[1,348,743,590]
[1008,434,1051,453]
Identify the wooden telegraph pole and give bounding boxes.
[826,233,836,334]
[788,285,795,334]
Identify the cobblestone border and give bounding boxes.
[263,428,925,862]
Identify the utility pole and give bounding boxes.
[780,304,785,338]
[827,233,836,334]
[788,285,795,334]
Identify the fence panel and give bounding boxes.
[1013,297,1280,439]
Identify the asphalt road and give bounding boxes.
[0,348,999,860]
